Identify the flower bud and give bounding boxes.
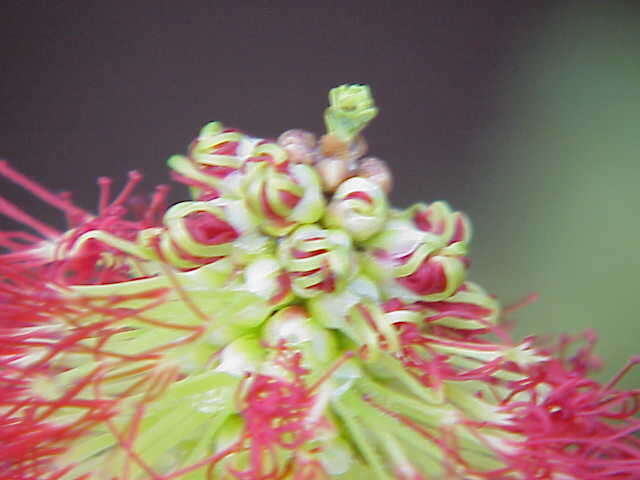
[190,122,245,172]
[357,156,393,193]
[324,176,389,242]
[344,300,401,359]
[278,129,317,165]
[307,275,405,358]
[214,198,276,265]
[408,201,472,245]
[168,122,256,199]
[394,253,467,300]
[308,275,380,329]
[242,255,293,307]
[324,84,378,143]
[243,161,325,236]
[262,306,337,367]
[283,141,315,165]
[363,216,467,301]
[215,335,265,377]
[278,225,353,298]
[247,141,289,167]
[137,200,238,270]
[278,129,317,149]
[314,156,351,193]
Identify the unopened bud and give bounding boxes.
[215,335,264,377]
[348,135,368,161]
[278,225,353,298]
[278,129,317,149]
[278,129,317,165]
[319,134,349,158]
[315,157,351,193]
[357,156,392,193]
[262,306,337,365]
[283,142,314,165]
[324,176,388,242]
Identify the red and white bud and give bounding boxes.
[363,216,468,302]
[278,224,354,298]
[324,176,389,242]
[243,157,325,236]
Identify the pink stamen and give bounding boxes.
[111,170,143,208]
[0,160,87,219]
[503,293,539,314]
[0,195,61,239]
[97,177,112,214]
[602,356,640,393]
[144,184,170,227]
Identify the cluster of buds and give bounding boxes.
[1,85,640,480]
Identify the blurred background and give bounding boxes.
[1,1,639,387]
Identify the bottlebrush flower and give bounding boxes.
[1,85,640,480]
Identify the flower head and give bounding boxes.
[1,85,640,479]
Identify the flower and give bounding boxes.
[324,177,389,242]
[324,84,378,144]
[362,203,469,302]
[1,85,640,480]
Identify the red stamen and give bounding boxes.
[143,184,170,227]
[0,195,61,239]
[97,176,112,214]
[503,293,539,314]
[602,356,640,393]
[111,170,143,208]
[0,160,87,219]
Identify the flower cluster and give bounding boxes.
[1,85,640,479]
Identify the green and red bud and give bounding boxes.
[324,84,378,144]
[323,176,389,242]
[363,215,468,302]
[278,224,354,298]
[243,160,325,236]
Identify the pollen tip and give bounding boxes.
[128,170,143,181]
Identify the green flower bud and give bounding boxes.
[324,84,378,143]
[243,161,325,236]
[151,200,238,267]
[190,122,245,170]
[241,255,293,307]
[363,216,468,301]
[261,306,337,368]
[216,198,276,265]
[215,335,265,377]
[307,275,412,359]
[168,122,259,200]
[323,176,389,242]
[308,274,381,330]
[406,200,472,246]
[278,224,354,298]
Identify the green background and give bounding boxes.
[467,4,640,389]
